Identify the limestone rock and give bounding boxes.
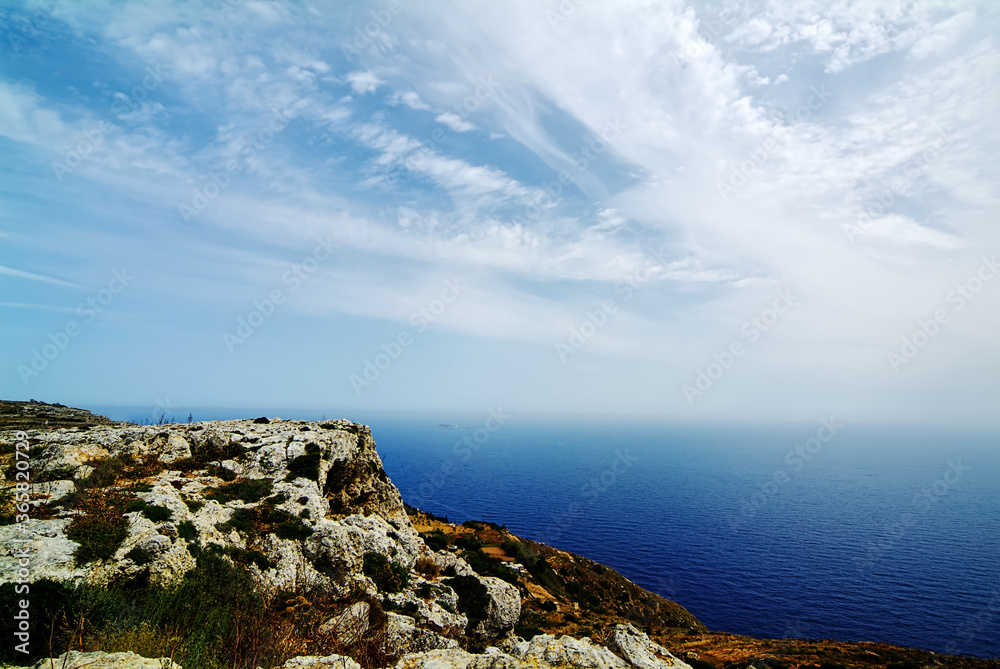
[609,623,691,669]
[305,513,421,582]
[385,612,460,655]
[395,648,518,669]
[30,478,76,503]
[161,433,192,463]
[475,576,521,637]
[319,600,371,644]
[32,650,181,669]
[0,518,85,584]
[608,624,691,669]
[510,634,629,669]
[283,655,361,669]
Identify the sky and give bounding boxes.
[0,0,998,424]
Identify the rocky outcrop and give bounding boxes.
[309,626,688,669]
[32,651,181,669]
[609,624,691,669]
[1,419,424,589]
[0,399,113,432]
[1,414,522,660]
[510,634,629,669]
[284,655,362,669]
[0,518,85,583]
[2,407,694,669]
[475,577,521,637]
[394,648,517,669]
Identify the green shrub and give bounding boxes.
[206,464,238,481]
[265,492,289,505]
[686,659,718,669]
[66,495,129,563]
[216,507,257,533]
[185,499,204,513]
[126,545,155,565]
[225,547,274,570]
[421,530,450,552]
[515,611,543,640]
[514,550,563,596]
[462,546,518,585]
[177,520,198,540]
[285,443,321,482]
[443,575,490,627]
[454,534,483,552]
[125,500,173,522]
[363,552,409,593]
[207,478,273,503]
[0,579,76,662]
[275,521,313,540]
[565,580,600,608]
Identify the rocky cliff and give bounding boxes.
[0,402,689,669]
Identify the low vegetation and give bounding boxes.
[362,552,409,594]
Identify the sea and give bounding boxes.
[93,407,1000,658]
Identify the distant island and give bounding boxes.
[1,400,996,669]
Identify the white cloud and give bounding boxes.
[435,111,475,132]
[347,70,383,95]
[390,91,431,110]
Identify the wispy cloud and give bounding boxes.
[0,266,82,290]
[0,0,996,421]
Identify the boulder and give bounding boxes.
[609,623,691,669]
[32,651,181,669]
[395,648,518,669]
[283,655,362,669]
[30,478,76,503]
[476,576,520,637]
[0,518,85,584]
[385,612,460,655]
[160,433,192,463]
[319,600,371,644]
[510,634,628,669]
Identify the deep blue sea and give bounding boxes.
[94,407,1000,658]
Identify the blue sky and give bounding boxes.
[1,0,998,424]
